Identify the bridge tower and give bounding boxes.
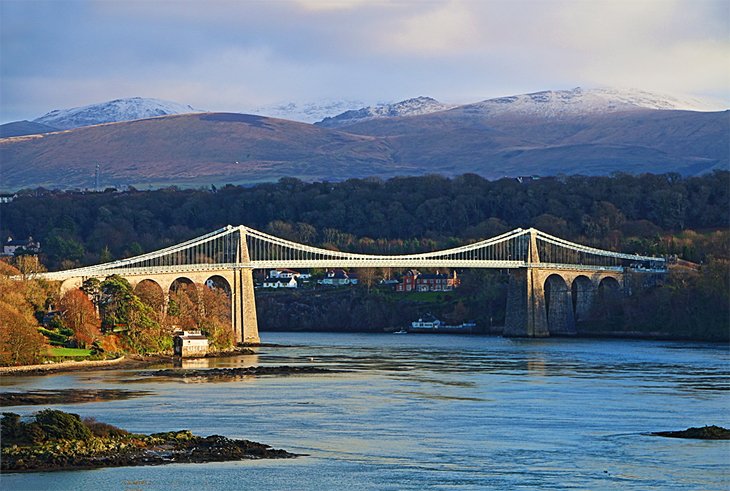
[503,229,550,337]
[232,226,260,344]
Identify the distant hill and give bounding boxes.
[0,113,396,190]
[1,88,727,191]
[32,97,200,130]
[0,120,59,138]
[339,105,728,177]
[316,96,454,128]
[315,88,718,128]
[249,99,366,123]
[454,87,718,118]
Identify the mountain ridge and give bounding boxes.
[32,97,201,130]
[315,96,454,128]
[1,88,726,191]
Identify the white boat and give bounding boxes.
[393,328,408,334]
[410,318,443,330]
[409,317,477,334]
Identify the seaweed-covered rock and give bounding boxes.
[139,365,335,381]
[1,410,297,472]
[652,425,730,440]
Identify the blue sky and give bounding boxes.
[1,0,728,122]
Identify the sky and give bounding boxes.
[1,0,728,123]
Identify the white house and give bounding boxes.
[0,193,17,204]
[318,269,359,286]
[2,236,41,256]
[268,268,311,280]
[262,276,298,289]
[173,330,209,358]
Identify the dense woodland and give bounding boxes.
[0,172,728,364]
[2,172,728,270]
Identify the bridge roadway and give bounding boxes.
[41,226,666,343]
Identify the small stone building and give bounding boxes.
[173,330,209,358]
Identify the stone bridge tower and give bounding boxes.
[503,229,623,337]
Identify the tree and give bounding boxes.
[99,275,168,354]
[58,289,102,349]
[167,283,200,330]
[357,268,381,293]
[81,278,102,314]
[99,246,113,263]
[0,277,48,366]
[13,255,46,280]
[198,287,234,350]
[134,281,165,313]
[99,275,136,331]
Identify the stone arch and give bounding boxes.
[203,275,233,324]
[205,275,231,296]
[168,277,200,329]
[571,275,595,322]
[598,276,621,299]
[60,277,83,295]
[170,276,196,294]
[544,274,576,335]
[594,276,623,326]
[134,279,165,312]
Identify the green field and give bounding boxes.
[48,347,92,358]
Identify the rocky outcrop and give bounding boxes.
[139,366,335,381]
[652,425,730,440]
[0,389,152,407]
[1,411,296,472]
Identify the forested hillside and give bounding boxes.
[1,172,727,271]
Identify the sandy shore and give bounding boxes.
[0,348,258,376]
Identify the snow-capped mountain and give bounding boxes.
[316,96,455,128]
[33,97,201,130]
[249,99,367,124]
[456,87,719,119]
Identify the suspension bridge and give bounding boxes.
[41,225,666,342]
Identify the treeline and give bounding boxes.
[1,172,728,271]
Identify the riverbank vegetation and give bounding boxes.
[0,409,295,472]
[2,172,727,269]
[0,260,235,366]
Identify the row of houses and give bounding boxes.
[259,268,358,288]
[258,268,458,292]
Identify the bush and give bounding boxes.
[82,417,129,438]
[34,409,92,441]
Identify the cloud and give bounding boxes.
[1,0,727,122]
[383,1,481,56]
[293,0,374,11]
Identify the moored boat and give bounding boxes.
[409,317,477,334]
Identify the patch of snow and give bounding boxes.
[458,87,721,118]
[33,97,202,130]
[247,99,368,124]
[315,96,455,128]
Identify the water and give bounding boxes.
[1,333,728,490]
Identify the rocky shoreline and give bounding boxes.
[138,365,336,381]
[1,410,297,473]
[0,347,258,377]
[0,389,153,407]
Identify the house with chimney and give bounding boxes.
[318,269,359,286]
[2,236,41,256]
[395,270,459,292]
